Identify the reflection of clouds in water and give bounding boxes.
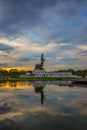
[65,98,87,108]
[0,91,19,105]
[0,98,19,112]
[0,92,12,97]
[17,94,30,99]
[0,94,87,130]
[0,94,20,119]
[0,81,87,129]
[0,106,71,122]
[0,111,23,121]
[79,108,87,115]
[26,107,60,116]
[0,94,85,118]
[0,106,87,130]
[64,98,87,115]
[0,102,12,114]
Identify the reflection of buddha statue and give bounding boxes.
[33,81,46,105]
[35,87,45,105]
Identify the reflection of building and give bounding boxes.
[46,80,73,85]
[32,80,74,104]
[33,80,73,86]
[32,53,74,77]
[33,81,46,88]
[33,81,46,105]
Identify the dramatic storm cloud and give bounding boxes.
[0,0,87,70]
[0,43,14,51]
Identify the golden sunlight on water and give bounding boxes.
[0,81,33,89]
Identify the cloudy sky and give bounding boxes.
[0,0,87,70]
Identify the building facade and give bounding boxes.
[32,70,73,77]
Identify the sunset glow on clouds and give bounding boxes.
[0,0,87,70]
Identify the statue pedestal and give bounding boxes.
[32,70,46,77]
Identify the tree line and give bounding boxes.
[56,69,87,78]
[0,69,32,78]
[0,69,87,78]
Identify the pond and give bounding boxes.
[0,81,87,130]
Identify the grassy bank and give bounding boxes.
[0,77,75,81]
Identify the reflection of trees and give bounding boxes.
[9,82,17,88]
[72,84,87,88]
[33,81,46,105]
[68,84,74,87]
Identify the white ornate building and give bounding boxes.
[32,70,73,77]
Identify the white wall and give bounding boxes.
[33,71,73,77]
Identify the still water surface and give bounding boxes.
[0,81,87,130]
